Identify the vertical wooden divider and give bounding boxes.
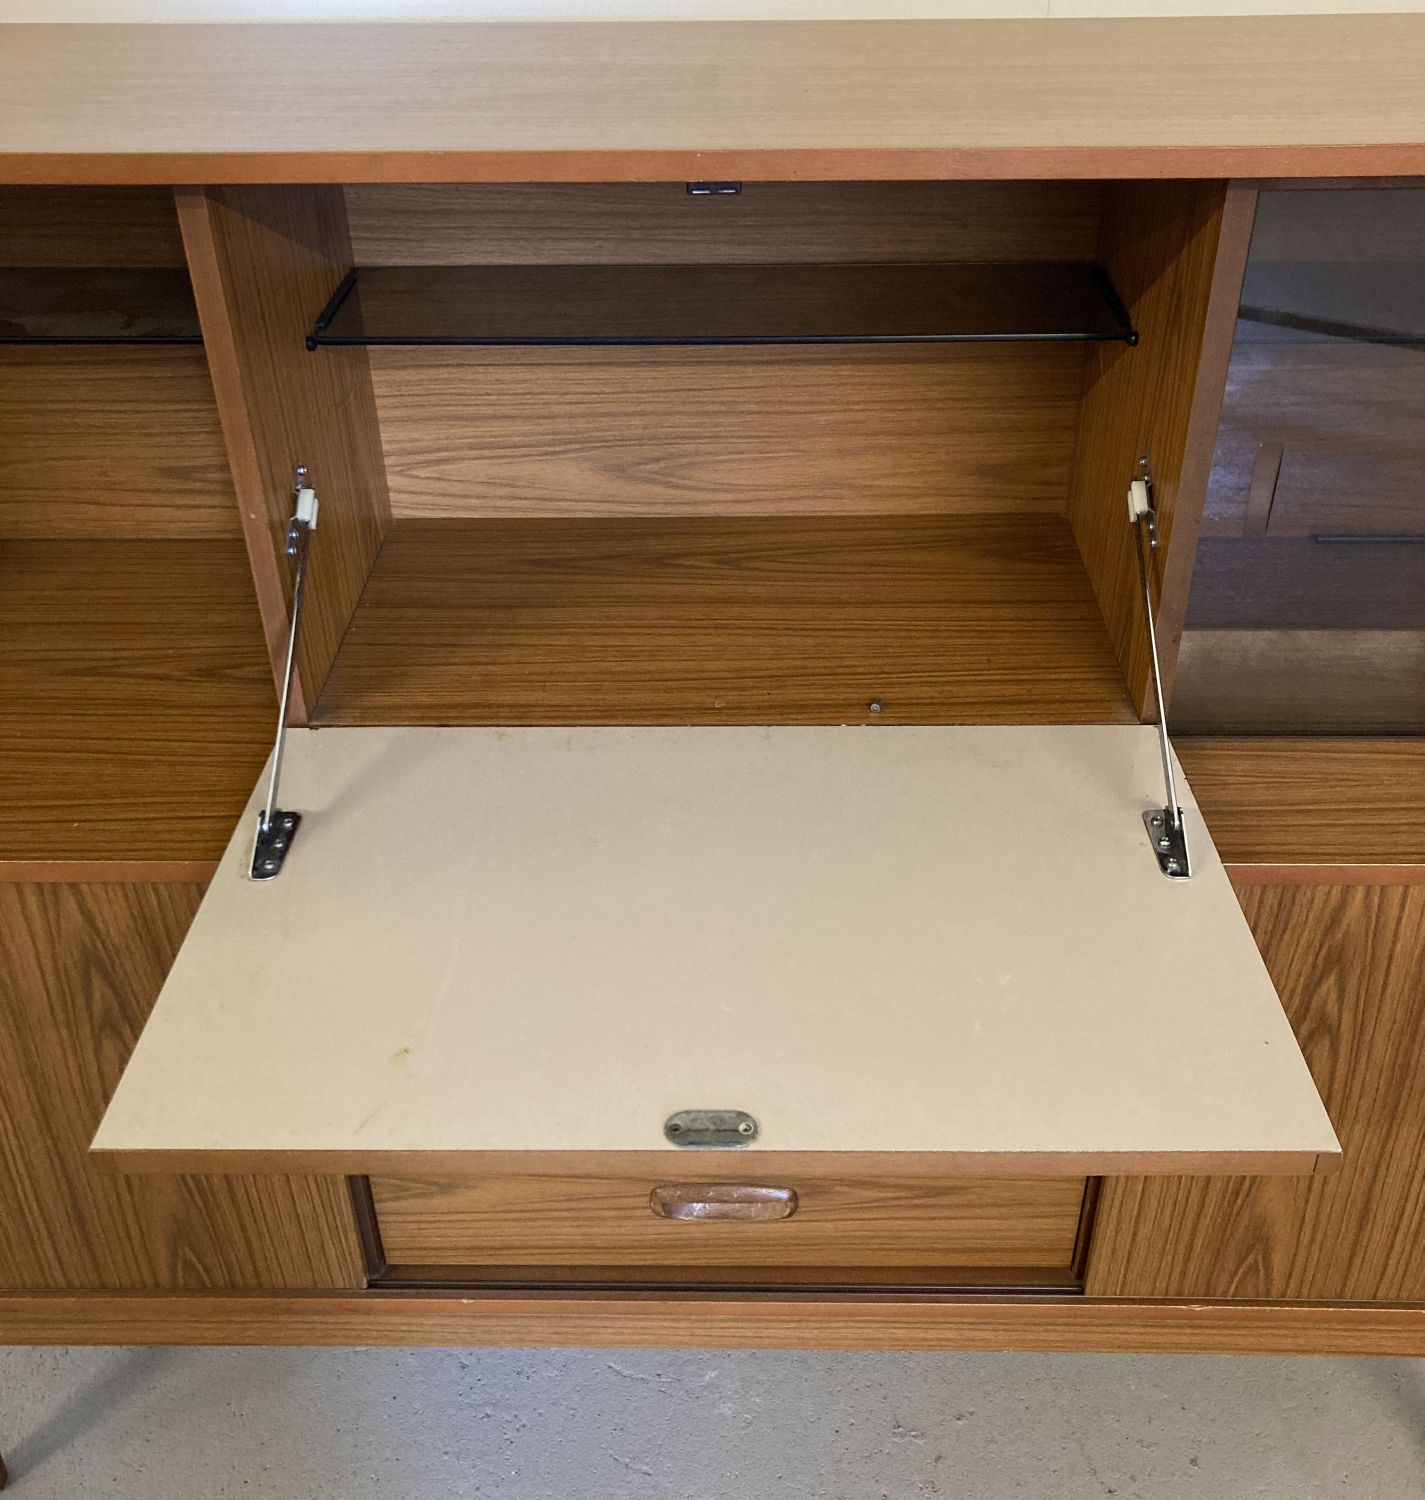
[178,185,391,722]
[1066,182,1256,719]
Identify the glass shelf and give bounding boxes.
[0,268,202,345]
[1238,261,1425,347]
[306,262,1137,349]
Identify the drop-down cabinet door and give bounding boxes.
[93,724,1338,1196]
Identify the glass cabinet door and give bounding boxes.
[1174,187,1425,733]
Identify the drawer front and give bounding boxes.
[369,1174,1090,1289]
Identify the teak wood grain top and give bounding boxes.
[3,20,1425,183]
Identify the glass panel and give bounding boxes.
[308,263,1137,348]
[1175,188,1425,733]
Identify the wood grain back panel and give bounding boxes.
[178,185,391,718]
[314,515,1136,726]
[1086,884,1425,1302]
[0,539,273,864]
[0,185,185,267]
[371,1173,1087,1283]
[0,348,237,539]
[1067,182,1252,718]
[373,344,1084,520]
[1178,739,1425,868]
[361,183,1099,522]
[0,882,363,1291]
[345,181,1105,266]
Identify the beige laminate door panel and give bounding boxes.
[92,725,1339,1176]
[370,1174,1089,1288]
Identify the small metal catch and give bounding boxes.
[664,1109,759,1148]
[686,182,742,196]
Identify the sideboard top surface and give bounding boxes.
[3,19,1425,184]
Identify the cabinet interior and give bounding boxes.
[285,180,1226,733]
[2,176,1245,860]
[0,187,273,865]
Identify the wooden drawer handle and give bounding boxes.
[650,1184,798,1222]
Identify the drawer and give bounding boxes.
[367,1174,1092,1290]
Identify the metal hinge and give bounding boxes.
[1129,457,1191,879]
[250,466,319,881]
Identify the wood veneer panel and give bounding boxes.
[0,883,363,1291]
[373,346,1082,521]
[1087,885,1425,1302]
[0,862,219,885]
[0,186,185,267]
[0,539,272,863]
[178,186,390,717]
[372,1175,1086,1274]
[1066,182,1252,718]
[1179,739,1425,867]
[345,182,1105,267]
[314,516,1135,725]
[6,1291,1425,1355]
[4,21,1425,182]
[0,348,237,539]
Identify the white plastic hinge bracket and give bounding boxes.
[1127,459,1159,548]
[286,467,319,557]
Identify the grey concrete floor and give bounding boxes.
[1,1347,1422,1497]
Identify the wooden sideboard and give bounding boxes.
[1,18,1424,1354]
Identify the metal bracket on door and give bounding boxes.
[250,466,319,881]
[1128,457,1191,879]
